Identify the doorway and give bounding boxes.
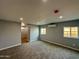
[21,26,30,43]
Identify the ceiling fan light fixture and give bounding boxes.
[54,10,59,14]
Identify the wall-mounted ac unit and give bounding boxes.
[48,24,56,27]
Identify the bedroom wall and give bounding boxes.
[30,26,39,42]
[40,20,79,49]
[0,20,21,50]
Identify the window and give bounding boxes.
[64,27,70,37]
[71,27,78,38]
[41,28,46,35]
[64,27,78,38]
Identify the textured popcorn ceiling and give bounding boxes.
[0,0,79,25]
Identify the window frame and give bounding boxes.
[41,28,47,35]
[64,27,79,39]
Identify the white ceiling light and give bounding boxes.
[42,0,47,2]
[21,27,25,30]
[20,17,23,21]
[21,22,25,26]
[59,16,63,19]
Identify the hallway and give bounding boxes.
[0,41,79,59]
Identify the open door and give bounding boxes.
[21,26,29,43]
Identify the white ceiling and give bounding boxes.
[0,0,79,25]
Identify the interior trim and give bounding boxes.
[0,43,21,51]
[41,39,79,52]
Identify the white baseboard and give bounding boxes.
[41,39,79,51]
[0,43,21,51]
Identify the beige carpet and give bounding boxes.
[0,41,79,59]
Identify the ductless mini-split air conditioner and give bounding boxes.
[48,24,56,27]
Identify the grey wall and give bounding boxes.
[30,26,39,42]
[0,20,21,49]
[40,20,79,49]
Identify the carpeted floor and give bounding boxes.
[0,41,79,59]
